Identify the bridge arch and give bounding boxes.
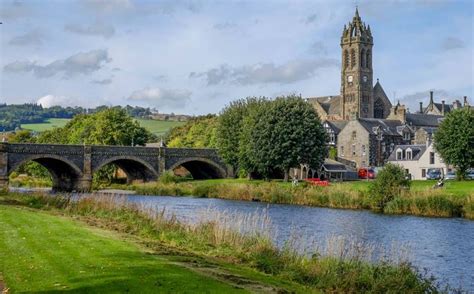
[168,157,226,179]
[93,156,159,184]
[9,155,83,192]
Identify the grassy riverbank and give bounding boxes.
[0,191,442,293]
[107,179,474,219]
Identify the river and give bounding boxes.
[126,195,474,291]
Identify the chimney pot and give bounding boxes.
[441,100,445,115]
[419,102,423,113]
[430,91,434,103]
[464,96,468,106]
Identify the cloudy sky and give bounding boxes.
[1,0,473,114]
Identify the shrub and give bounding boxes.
[158,171,179,184]
[369,163,410,211]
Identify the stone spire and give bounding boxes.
[342,7,372,42]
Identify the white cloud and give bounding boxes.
[83,0,132,12]
[3,49,112,78]
[9,30,45,46]
[128,87,191,108]
[37,95,77,108]
[190,58,338,86]
[65,22,115,39]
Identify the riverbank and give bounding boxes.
[106,179,474,219]
[0,191,443,293]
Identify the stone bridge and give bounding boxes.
[0,143,232,192]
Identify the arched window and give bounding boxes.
[360,49,365,68]
[351,49,356,68]
[374,98,385,118]
[406,148,412,160]
[366,50,371,68]
[344,50,349,70]
[396,148,403,160]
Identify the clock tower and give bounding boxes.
[340,8,374,119]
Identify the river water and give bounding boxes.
[126,195,473,291]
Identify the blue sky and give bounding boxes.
[1,0,472,114]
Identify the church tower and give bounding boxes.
[340,8,374,120]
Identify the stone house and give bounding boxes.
[336,118,408,168]
[387,143,449,180]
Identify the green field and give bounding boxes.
[0,206,249,293]
[21,118,185,137]
[21,118,70,132]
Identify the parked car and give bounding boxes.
[466,169,474,180]
[445,171,456,180]
[358,168,375,179]
[426,168,443,180]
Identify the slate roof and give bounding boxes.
[322,159,348,172]
[387,144,427,161]
[405,113,443,127]
[417,127,437,135]
[358,118,403,136]
[433,103,453,114]
[325,120,348,134]
[306,95,341,115]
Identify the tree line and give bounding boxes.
[0,103,153,131]
[167,95,328,180]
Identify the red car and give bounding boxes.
[358,168,375,179]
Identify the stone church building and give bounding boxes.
[301,8,471,173]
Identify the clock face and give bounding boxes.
[347,75,353,83]
[363,75,368,83]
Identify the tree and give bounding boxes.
[216,97,266,173]
[166,115,218,148]
[434,108,474,180]
[369,163,410,211]
[249,96,327,181]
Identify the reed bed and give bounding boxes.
[0,191,445,293]
[119,180,473,219]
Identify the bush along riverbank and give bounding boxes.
[1,191,449,293]
[104,174,474,220]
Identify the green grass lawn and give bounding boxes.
[0,205,248,293]
[135,118,185,137]
[21,118,184,137]
[21,118,70,132]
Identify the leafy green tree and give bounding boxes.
[7,130,36,143]
[434,108,474,180]
[249,96,327,181]
[238,99,271,178]
[167,115,218,148]
[369,163,410,210]
[216,97,266,173]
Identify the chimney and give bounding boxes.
[430,91,434,104]
[419,102,423,113]
[441,100,445,115]
[464,96,468,106]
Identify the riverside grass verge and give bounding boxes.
[0,191,445,293]
[105,179,474,220]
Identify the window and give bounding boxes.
[329,133,336,144]
[396,149,403,160]
[406,149,412,160]
[390,143,394,152]
[430,152,435,164]
[340,146,345,157]
[361,144,366,156]
[366,50,371,68]
[352,144,356,156]
[360,49,365,68]
[422,169,426,178]
[404,132,410,141]
[381,142,386,153]
[344,50,349,69]
[351,49,356,68]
